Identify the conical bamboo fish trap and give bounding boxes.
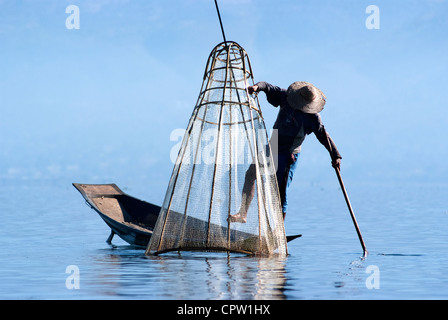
[146,42,287,256]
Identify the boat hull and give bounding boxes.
[73,183,301,248]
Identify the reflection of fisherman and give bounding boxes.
[229,81,342,223]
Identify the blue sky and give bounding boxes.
[1,0,447,201]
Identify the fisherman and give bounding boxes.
[229,81,342,222]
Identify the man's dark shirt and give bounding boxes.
[256,81,342,160]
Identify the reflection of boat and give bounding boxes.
[73,183,301,248]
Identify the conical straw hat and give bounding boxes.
[286,81,326,114]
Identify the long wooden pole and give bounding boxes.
[326,133,367,257]
[334,167,368,257]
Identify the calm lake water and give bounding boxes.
[0,177,447,300]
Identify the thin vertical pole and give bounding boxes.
[214,0,227,44]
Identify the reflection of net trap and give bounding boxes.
[146,42,288,256]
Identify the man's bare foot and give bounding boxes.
[228,212,247,223]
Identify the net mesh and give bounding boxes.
[146,42,287,256]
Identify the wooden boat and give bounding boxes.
[73,183,301,248]
[73,183,158,247]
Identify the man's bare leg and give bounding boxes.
[228,164,256,223]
